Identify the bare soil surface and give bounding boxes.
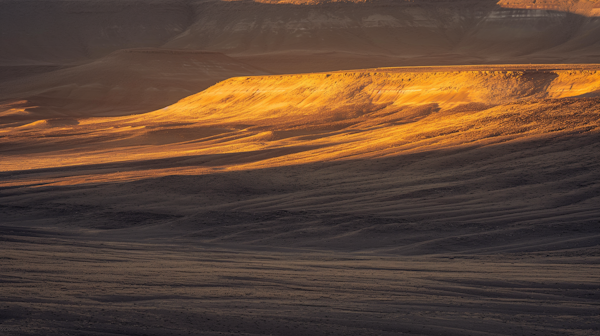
[1,64,599,335]
[1,233,598,336]
[1,1,600,333]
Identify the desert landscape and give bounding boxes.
[1,0,599,335]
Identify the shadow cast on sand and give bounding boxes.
[1,128,598,256]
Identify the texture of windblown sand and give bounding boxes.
[1,64,599,335]
[1,1,599,335]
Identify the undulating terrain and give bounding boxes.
[0,49,269,119]
[1,1,599,336]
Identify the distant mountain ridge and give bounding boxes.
[2,0,600,68]
[0,48,268,119]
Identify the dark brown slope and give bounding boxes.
[0,237,598,336]
[0,0,194,65]
[0,49,269,120]
[3,126,598,256]
[3,0,600,73]
[184,0,600,72]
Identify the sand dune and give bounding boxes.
[1,65,598,333]
[1,66,598,255]
[2,2,599,334]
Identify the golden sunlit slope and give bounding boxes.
[144,65,600,127]
[2,65,600,175]
[0,49,269,121]
[234,0,600,11]
[0,65,599,253]
[498,0,600,15]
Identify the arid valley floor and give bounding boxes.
[1,0,600,335]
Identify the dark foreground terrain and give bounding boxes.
[1,231,599,336]
[1,126,599,335]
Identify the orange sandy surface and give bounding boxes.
[2,65,599,186]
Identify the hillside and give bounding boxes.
[2,2,599,335]
[1,65,598,254]
[4,0,600,120]
[0,49,268,120]
[2,0,600,73]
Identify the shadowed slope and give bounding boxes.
[174,0,600,72]
[0,49,269,120]
[1,65,599,254]
[2,0,600,72]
